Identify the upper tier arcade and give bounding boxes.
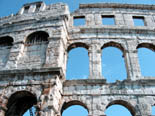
[0,2,155,116]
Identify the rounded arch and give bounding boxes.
[61,100,89,115]
[101,41,127,82]
[25,31,49,44]
[137,43,155,51]
[106,100,136,116]
[5,91,37,116]
[137,43,155,76]
[0,36,14,46]
[67,42,89,52]
[101,41,125,55]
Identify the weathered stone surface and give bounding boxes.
[0,1,154,116]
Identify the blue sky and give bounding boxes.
[0,0,155,116]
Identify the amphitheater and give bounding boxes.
[0,1,155,116]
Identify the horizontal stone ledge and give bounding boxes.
[64,79,106,86]
[69,26,155,34]
[0,67,63,76]
[0,81,57,87]
[63,78,155,86]
[63,93,155,96]
[79,3,155,10]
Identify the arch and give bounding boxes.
[25,31,49,45]
[0,36,13,47]
[21,31,49,67]
[106,100,136,116]
[137,43,155,51]
[67,42,89,53]
[66,47,89,79]
[137,43,155,76]
[5,91,37,116]
[61,100,89,114]
[101,41,127,82]
[101,41,125,55]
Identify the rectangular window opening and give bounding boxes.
[36,4,41,12]
[73,16,85,26]
[102,15,115,25]
[133,16,145,26]
[24,6,30,13]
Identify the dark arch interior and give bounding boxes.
[101,41,125,56]
[0,36,13,47]
[26,31,49,44]
[67,42,89,52]
[106,100,135,116]
[5,91,37,116]
[137,43,155,51]
[61,100,88,114]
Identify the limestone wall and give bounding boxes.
[0,2,154,116]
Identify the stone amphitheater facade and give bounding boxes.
[0,1,155,116]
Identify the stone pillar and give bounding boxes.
[145,15,155,27]
[135,99,151,116]
[86,14,95,26]
[115,14,125,26]
[124,41,141,80]
[6,42,24,69]
[123,14,134,26]
[39,76,63,116]
[88,43,102,79]
[94,14,102,25]
[29,4,36,13]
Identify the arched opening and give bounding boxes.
[25,31,49,45]
[105,100,135,116]
[66,43,89,80]
[23,106,36,116]
[61,100,88,116]
[0,36,13,66]
[23,31,49,67]
[152,106,155,115]
[137,43,155,77]
[101,42,127,83]
[5,91,37,116]
[105,105,132,116]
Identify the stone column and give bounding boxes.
[86,14,95,26]
[115,14,125,26]
[39,76,63,116]
[124,41,141,80]
[135,99,151,116]
[145,15,155,27]
[88,44,102,79]
[123,14,134,26]
[29,4,36,13]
